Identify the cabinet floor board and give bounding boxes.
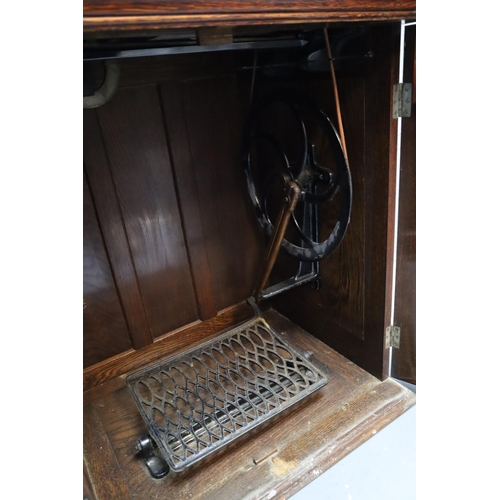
[83,309,415,500]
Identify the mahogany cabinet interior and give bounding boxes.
[83,2,416,499]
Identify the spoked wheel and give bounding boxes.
[242,87,353,262]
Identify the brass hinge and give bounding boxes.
[392,83,412,118]
[385,325,401,349]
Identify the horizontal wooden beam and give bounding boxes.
[84,1,416,33]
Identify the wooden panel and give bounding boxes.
[84,404,132,500]
[84,109,153,351]
[159,81,218,321]
[262,75,365,340]
[271,75,366,338]
[392,24,416,384]
[84,464,96,500]
[83,309,415,500]
[313,77,366,338]
[83,301,254,391]
[85,53,237,90]
[272,25,398,380]
[161,75,265,313]
[83,171,132,367]
[83,1,416,32]
[97,85,199,338]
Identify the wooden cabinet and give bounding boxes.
[83,2,416,498]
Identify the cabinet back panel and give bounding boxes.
[83,174,132,367]
[84,109,154,350]
[97,85,199,338]
[161,76,265,313]
[83,54,266,367]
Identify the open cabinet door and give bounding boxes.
[271,24,404,381]
[391,23,416,385]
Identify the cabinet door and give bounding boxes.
[272,24,402,380]
[391,23,416,384]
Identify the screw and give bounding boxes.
[136,436,151,453]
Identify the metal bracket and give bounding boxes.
[392,83,412,118]
[259,259,319,300]
[385,325,401,349]
[258,178,320,301]
[136,435,170,479]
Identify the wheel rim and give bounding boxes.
[242,87,352,262]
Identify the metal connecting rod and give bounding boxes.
[253,181,302,301]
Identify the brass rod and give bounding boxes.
[323,27,349,163]
[253,182,301,301]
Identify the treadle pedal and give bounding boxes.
[127,316,327,472]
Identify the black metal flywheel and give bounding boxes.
[242,87,352,262]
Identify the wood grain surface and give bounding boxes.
[83,309,415,500]
[83,173,132,367]
[84,109,153,350]
[83,1,416,32]
[391,24,415,384]
[161,76,265,312]
[272,25,398,380]
[83,53,266,368]
[83,301,255,392]
[158,81,218,321]
[97,85,200,338]
[83,22,412,387]
[84,464,96,500]
[84,404,132,500]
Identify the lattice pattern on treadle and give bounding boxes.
[127,317,327,471]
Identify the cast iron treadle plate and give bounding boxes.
[126,316,327,471]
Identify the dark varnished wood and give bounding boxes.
[158,81,218,321]
[83,309,415,500]
[84,109,153,351]
[83,301,254,391]
[84,374,128,407]
[83,54,266,369]
[88,52,237,89]
[84,0,417,15]
[83,24,405,383]
[83,173,132,367]
[82,9,416,496]
[97,85,199,338]
[392,24,415,384]
[161,75,265,312]
[83,1,416,33]
[83,464,95,500]
[84,404,132,500]
[272,25,398,380]
[379,23,401,375]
